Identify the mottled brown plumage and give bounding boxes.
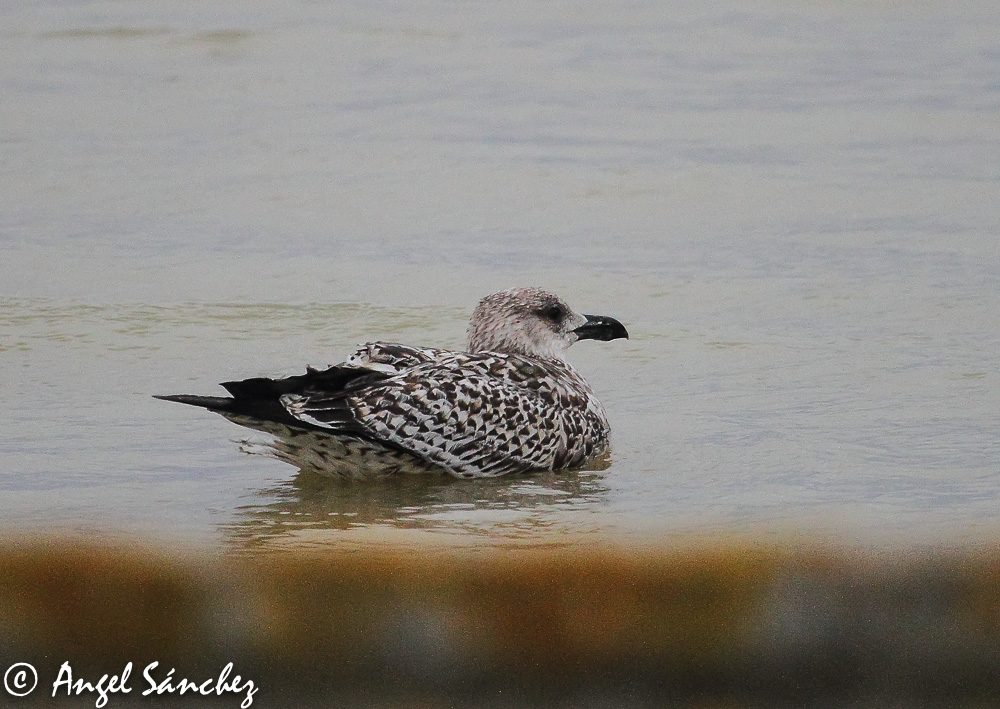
[156,288,628,479]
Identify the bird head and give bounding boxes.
[467,287,628,360]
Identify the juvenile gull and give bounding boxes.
[155,288,628,479]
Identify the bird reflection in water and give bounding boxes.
[221,433,612,552]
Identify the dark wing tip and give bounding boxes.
[153,394,235,411]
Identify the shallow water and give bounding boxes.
[2,0,999,551]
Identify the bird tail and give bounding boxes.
[153,365,393,433]
[154,392,294,427]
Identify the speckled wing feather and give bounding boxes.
[344,342,451,373]
[282,351,611,478]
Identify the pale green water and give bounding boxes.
[2,0,999,550]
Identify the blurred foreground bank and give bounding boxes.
[0,539,998,707]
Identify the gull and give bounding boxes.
[155,287,628,479]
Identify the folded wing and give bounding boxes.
[282,352,608,478]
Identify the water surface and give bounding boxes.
[2,0,999,552]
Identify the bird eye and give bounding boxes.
[538,304,565,322]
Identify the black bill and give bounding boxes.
[573,314,629,342]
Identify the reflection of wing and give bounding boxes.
[283,352,610,478]
[221,463,611,550]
